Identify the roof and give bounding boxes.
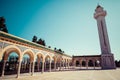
[73,55,101,58]
[0,31,71,57]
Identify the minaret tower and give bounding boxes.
[94,5,116,69]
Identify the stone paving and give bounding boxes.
[1,68,120,80]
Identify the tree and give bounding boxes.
[37,38,43,45]
[32,35,37,42]
[48,46,51,48]
[42,40,46,46]
[0,17,8,33]
[54,47,57,51]
[58,49,62,52]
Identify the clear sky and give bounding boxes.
[0,0,120,60]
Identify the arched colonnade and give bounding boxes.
[0,45,72,78]
[72,56,101,69]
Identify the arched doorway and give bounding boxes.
[95,60,100,67]
[56,57,61,70]
[82,61,86,67]
[45,55,51,72]
[88,60,94,67]
[76,61,80,67]
[56,57,63,71]
[52,56,57,70]
[22,50,34,75]
[64,59,66,69]
[35,53,43,72]
[4,52,19,75]
[21,54,30,73]
[0,46,21,77]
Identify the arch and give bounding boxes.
[2,45,21,61]
[76,60,80,66]
[44,53,52,61]
[63,59,65,63]
[35,52,44,62]
[52,56,57,63]
[44,54,52,64]
[95,59,101,67]
[88,60,94,67]
[82,60,86,67]
[66,59,68,63]
[22,49,35,62]
[56,56,62,63]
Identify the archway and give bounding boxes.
[76,60,80,67]
[22,49,35,75]
[66,59,69,69]
[63,59,66,69]
[52,56,57,70]
[88,60,94,67]
[44,55,51,72]
[0,46,21,77]
[5,52,19,75]
[21,54,30,73]
[82,61,86,67]
[0,46,21,76]
[56,57,62,70]
[95,60,100,67]
[35,53,44,72]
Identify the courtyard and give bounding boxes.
[1,68,120,80]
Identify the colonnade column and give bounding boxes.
[37,61,40,71]
[1,60,6,77]
[69,61,71,69]
[59,62,61,70]
[93,60,95,69]
[62,61,64,70]
[68,62,69,69]
[49,61,51,72]
[31,61,35,76]
[65,62,67,69]
[42,61,44,73]
[80,61,82,69]
[29,62,32,74]
[44,62,46,71]
[65,62,66,69]
[86,60,88,69]
[66,62,68,69]
[68,62,70,69]
[74,61,76,69]
[54,62,56,70]
[16,60,22,78]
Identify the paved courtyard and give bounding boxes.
[1,68,120,80]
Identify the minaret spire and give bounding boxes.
[94,5,116,69]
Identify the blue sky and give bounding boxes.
[0,0,120,60]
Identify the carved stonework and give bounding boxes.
[49,52,54,57]
[41,51,47,55]
[0,42,4,48]
[17,46,28,52]
[3,42,11,48]
[32,49,39,54]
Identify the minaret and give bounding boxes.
[94,5,116,69]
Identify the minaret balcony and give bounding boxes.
[94,11,106,19]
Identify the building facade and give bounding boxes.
[94,5,116,69]
[72,55,101,69]
[73,5,116,69]
[0,31,72,78]
[0,5,116,79]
